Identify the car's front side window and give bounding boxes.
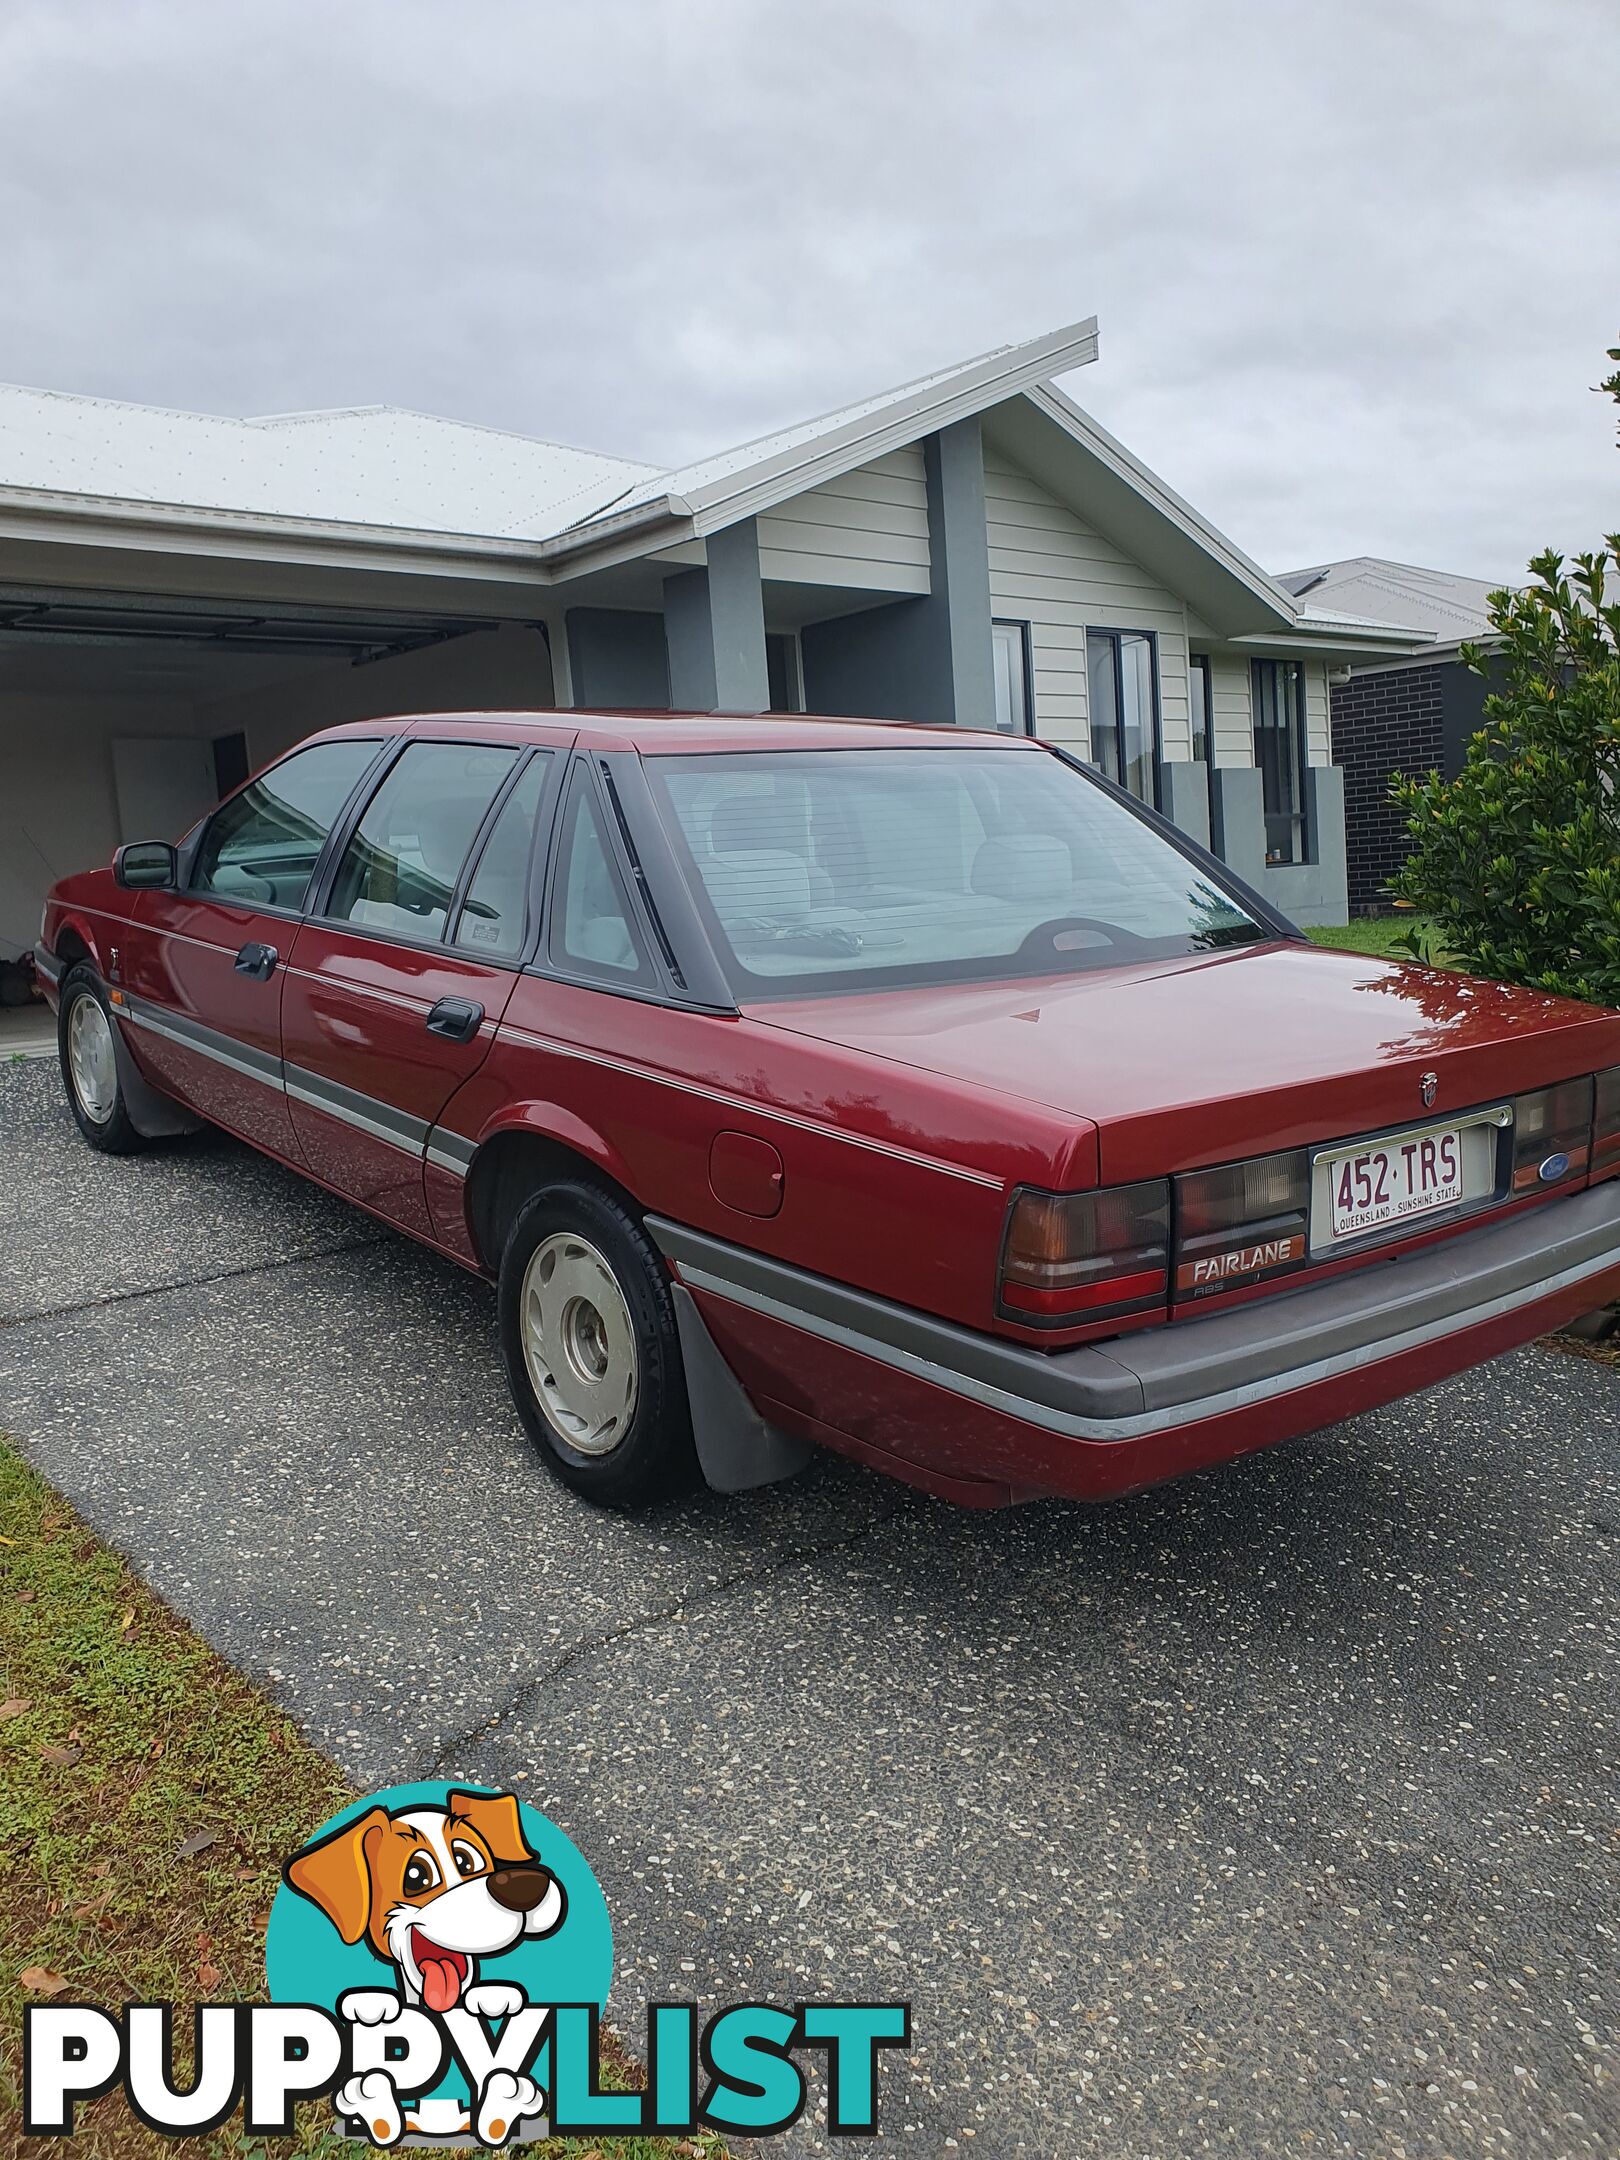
[191,738,381,910]
[325,741,519,943]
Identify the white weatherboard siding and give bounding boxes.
[1305,659,1331,765]
[1201,653,1333,769]
[981,449,1193,758]
[1208,651,1254,766]
[756,447,930,594]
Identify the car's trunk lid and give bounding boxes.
[747,942,1620,1184]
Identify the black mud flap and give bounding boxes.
[671,1282,812,1494]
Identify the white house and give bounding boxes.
[0,320,1431,964]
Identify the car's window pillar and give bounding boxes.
[448,747,562,963]
[319,740,525,945]
[591,750,737,1013]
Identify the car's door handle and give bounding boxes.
[234,941,279,981]
[426,996,485,1043]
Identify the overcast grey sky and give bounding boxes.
[2,0,1616,577]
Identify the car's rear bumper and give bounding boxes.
[650,1185,1620,1504]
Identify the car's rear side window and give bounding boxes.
[452,751,551,959]
[548,767,655,986]
[326,742,518,944]
[192,738,380,910]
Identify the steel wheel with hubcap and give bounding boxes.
[56,966,147,1154]
[519,1230,639,1456]
[498,1178,696,1507]
[67,991,119,1125]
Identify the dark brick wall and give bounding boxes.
[1330,663,1446,913]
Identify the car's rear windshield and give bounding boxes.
[647,745,1268,996]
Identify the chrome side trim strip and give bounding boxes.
[120,995,283,1087]
[425,1131,477,1179]
[283,1060,429,1155]
[120,992,433,1165]
[32,946,63,986]
[283,1076,424,1157]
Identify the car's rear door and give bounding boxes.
[278,727,566,1239]
[121,733,387,1158]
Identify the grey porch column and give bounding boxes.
[664,517,770,710]
[922,416,997,729]
[797,416,997,728]
[1159,761,1212,851]
[1208,766,1268,888]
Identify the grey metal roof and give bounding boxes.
[1276,556,1509,640]
[0,385,658,540]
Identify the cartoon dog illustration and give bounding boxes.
[285,1788,566,2145]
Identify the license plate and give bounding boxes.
[1313,1106,1510,1249]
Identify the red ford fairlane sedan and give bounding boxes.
[36,710,1620,1509]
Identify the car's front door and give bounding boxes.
[278,732,563,1239]
[121,734,385,1157]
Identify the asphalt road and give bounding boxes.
[2,1058,1616,2157]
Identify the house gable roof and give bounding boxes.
[538,318,1101,565]
[541,336,1430,656]
[0,335,1433,658]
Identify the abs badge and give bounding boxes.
[23,1779,909,2145]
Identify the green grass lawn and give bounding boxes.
[0,1442,723,2160]
[1305,915,1436,959]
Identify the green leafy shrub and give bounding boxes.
[1389,352,1620,1007]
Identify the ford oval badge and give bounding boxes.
[1539,1151,1571,1183]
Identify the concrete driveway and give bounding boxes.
[2,1057,1616,2157]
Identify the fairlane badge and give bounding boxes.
[1178,1235,1306,1292]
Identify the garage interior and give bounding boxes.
[1,577,559,1045]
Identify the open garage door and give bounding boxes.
[1,584,553,961]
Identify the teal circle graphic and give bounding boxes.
[266,1779,613,2036]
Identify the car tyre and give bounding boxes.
[498,1178,698,1508]
[57,965,148,1155]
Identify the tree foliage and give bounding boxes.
[1389,352,1620,1006]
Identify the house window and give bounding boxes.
[1251,658,1309,864]
[1087,630,1158,805]
[992,620,1033,735]
[765,632,803,714]
[1188,655,1211,764]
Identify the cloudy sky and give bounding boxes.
[2,0,1615,577]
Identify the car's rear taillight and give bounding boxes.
[1510,1077,1592,1193]
[998,1181,1170,1328]
[1175,1150,1310,1301]
[1592,1066,1620,1184]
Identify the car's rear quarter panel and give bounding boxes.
[433,974,1095,1331]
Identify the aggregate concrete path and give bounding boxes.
[2,1060,1615,2156]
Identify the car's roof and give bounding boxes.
[312,709,1043,755]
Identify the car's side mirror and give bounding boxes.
[113,840,178,890]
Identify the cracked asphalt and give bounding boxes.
[2,1058,1616,2157]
